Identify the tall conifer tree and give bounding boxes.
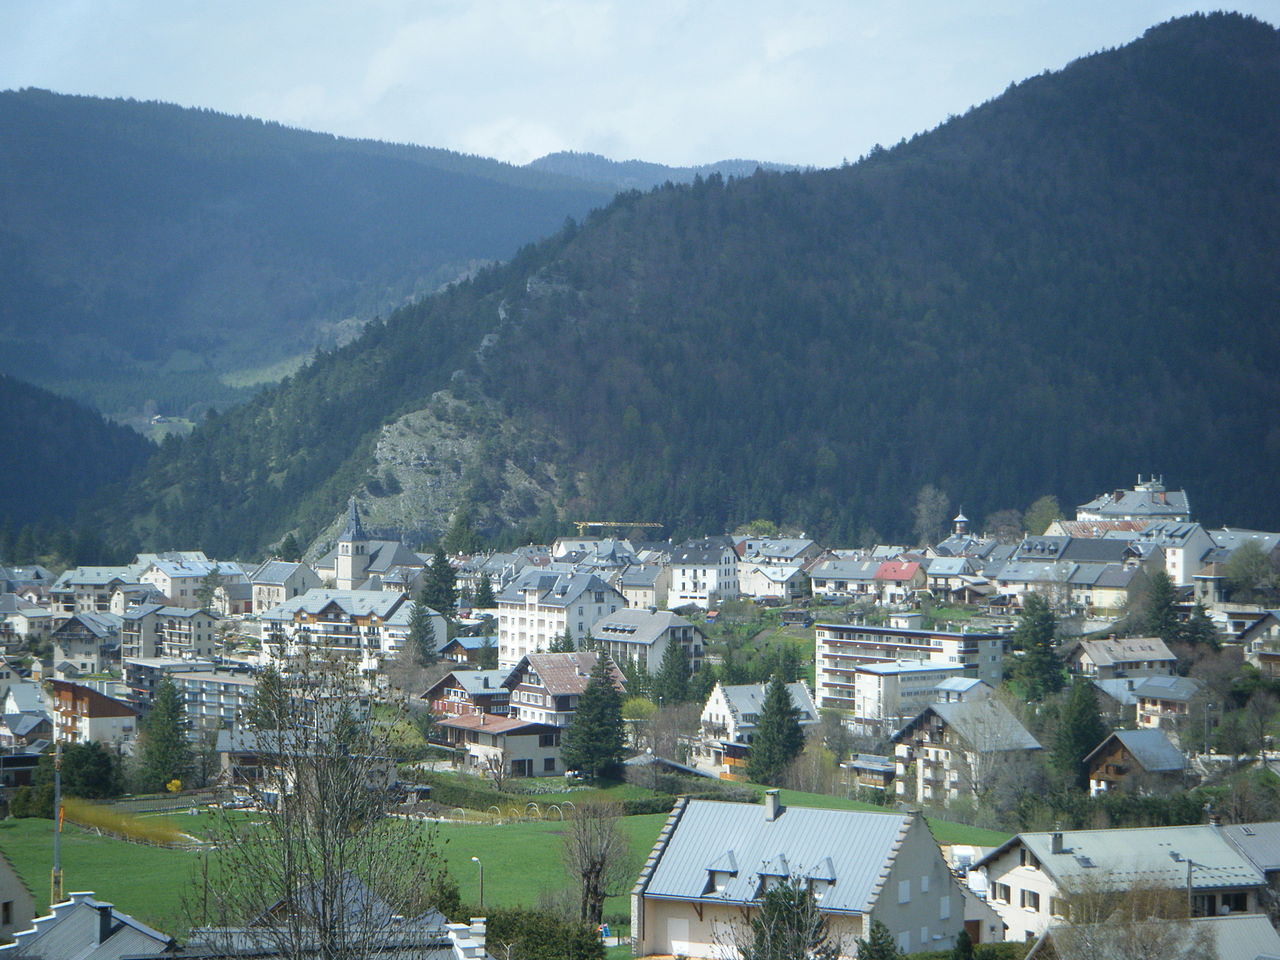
[746,675,805,785]
[562,656,625,780]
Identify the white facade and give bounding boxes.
[848,660,967,727]
[669,540,738,610]
[495,572,623,668]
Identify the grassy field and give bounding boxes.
[0,786,1008,937]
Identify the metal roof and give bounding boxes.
[641,798,913,914]
[977,824,1265,893]
[1085,728,1185,773]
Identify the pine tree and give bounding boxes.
[421,547,457,617]
[562,656,625,780]
[474,572,496,609]
[653,640,690,705]
[1012,593,1064,701]
[1052,681,1109,790]
[139,678,191,791]
[549,629,576,653]
[1141,570,1181,643]
[621,656,653,701]
[476,634,499,670]
[1179,600,1220,648]
[278,532,302,562]
[950,929,975,960]
[855,918,904,960]
[746,676,805,786]
[408,591,438,665]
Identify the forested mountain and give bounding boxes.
[0,375,153,527]
[96,13,1280,557]
[0,90,612,418]
[526,151,799,190]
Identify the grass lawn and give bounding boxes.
[433,812,668,918]
[0,818,199,932]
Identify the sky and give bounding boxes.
[2,1,1277,169]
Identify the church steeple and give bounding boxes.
[340,497,368,543]
[952,509,969,536]
[336,498,370,590]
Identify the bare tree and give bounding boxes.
[186,652,455,959]
[484,747,510,792]
[560,801,634,926]
[1048,880,1218,960]
[1244,690,1278,761]
[713,875,844,960]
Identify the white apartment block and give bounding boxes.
[496,571,624,667]
[668,538,738,610]
[816,622,1004,710]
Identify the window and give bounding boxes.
[1050,897,1068,918]
[1021,890,1041,912]
[992,883,1011,904]
[2,900,11,925]
[898,880,911,904]
[920,874,930,893]
[538,732,560,747]
[939,896,950,920]
[544,757,556,772]
[920,926,929,945]
[1020,849,1040,870]
[1220,892,1247,913]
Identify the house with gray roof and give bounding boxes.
[695,681,818,778]
[1084,728,1186,795]
[1064,636,1175,680]
[1076,476,1191,523]
[668,537,738,610]
[632,792,966,957]
[891,699,1041,803]
[972,824,1267,943]
[49,566,137,616]
[616,563,671,611]
[0,891,173,959]
[1024,912,1280,960]
[250,560,322,614]
[591,608,704,675]
[1133,674,1203,730]
[808,558,880,599]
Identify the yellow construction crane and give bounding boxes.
[573,520,663,536]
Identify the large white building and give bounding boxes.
[844,660,968,730]
[495,570,624,667]
[815,622,1004,711]
[668,538,738,610]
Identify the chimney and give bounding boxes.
[764,789,782,821]
[1051,832,1064,855]
[96,903,114,945]
[446,918,488,959]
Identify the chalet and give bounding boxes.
[632,792,966,958]
[503,651,625,728]
[736,559,807,602]
[49,566,136,616]
[438,634,497,665]
[259,589,443,677]
[1084,728,1186,795]
[51,612,121,677]
[422,669,512,720]
[0,892,173,960]
[617,563,670,611]
[808,559,880,599]
[50,679,138,747]
[891,699,1041,803]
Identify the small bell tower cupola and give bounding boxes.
[952,509,969,536]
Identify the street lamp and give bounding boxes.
[471,856,483,908]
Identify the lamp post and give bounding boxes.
[1204,702,1215,756]
[471,856,484,908]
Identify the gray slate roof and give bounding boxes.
[640,798,912,914]
[1221,822,1280,873]
[975,824,1264,893]
[1131,675,1203,702]
[720,681,818,727]
[1087,728,1185,773]
[495,569,619,608]
[594,609,697,646]
[258,589,407,622]
[896,698,1041,752]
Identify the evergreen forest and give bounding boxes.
[85,14,1280,556]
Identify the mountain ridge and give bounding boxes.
[91,12,1280,556]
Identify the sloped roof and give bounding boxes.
[1073,636,1174,667]
[1132,675,1202,702]
[593,608,697,646]
[720,681,818,726]
[875,561,921,581]
[512,652,626,696]
[426,669,512,698]
[975,824,1264,893]
[896,699,1041,752]
[639,798,914,914]
[250,560,310,584]
[1085,728,1185,773]
[1221,822,1280,873]
[2,891,174,960]
[495,569,620,608]
[809,559,880,581]
[258,589,407,622]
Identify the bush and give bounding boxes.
[909,942,1029,960]
[61,797,184,845]
[478,907,604,960]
